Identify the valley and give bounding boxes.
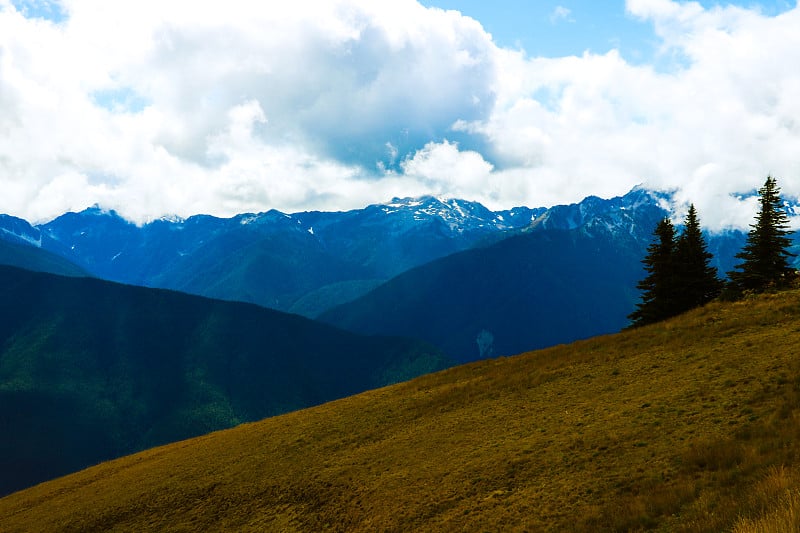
[2,288,799,531]
[0,265,448,496]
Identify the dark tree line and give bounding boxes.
[629,205,722,327]
[630,176,796,328]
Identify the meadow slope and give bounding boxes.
[3,290,800,531]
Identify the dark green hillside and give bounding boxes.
[155,226,370,310]
[0,265,449,496]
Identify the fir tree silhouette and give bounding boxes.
[674,204,722,312]
[728,176,795,293]
[629,218,678,327]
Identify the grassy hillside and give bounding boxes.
[0,265,449,497]
[3,290,800,531]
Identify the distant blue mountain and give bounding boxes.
[0,189,782,344]
[32,198,542,315]
[0,215,87,277]
[319,188,755,362]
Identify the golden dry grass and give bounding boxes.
[731,467,800,533]
[3,290,800,531]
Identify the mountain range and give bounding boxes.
[0,215,87,277]
[0,265,448,496]
[0,187,786,361]
[321,188,666,360]
[1,186,798,504]
[22,197,541,316]
[320,189,767,361]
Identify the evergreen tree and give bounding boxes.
[628,217,678,327]
[728,176,795,292]
[674,204,722,312]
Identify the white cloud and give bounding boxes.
[400,140,494,195]
[550,6,574,25]
[454,1,800,229]
[0,0,498,221]
[0,0,798,230]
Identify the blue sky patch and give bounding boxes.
[91,88,150,114]
[421,1,795,63]
[10,0,66,23]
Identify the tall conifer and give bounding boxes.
[674,204,722,312]
[728,176,795,292]
[629,218,678,327]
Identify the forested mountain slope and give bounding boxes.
[0,265,448,496]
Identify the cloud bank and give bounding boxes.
[0,0,798,229]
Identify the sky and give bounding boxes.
[0,0,799,230]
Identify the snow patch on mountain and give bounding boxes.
[377,196,538,234]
